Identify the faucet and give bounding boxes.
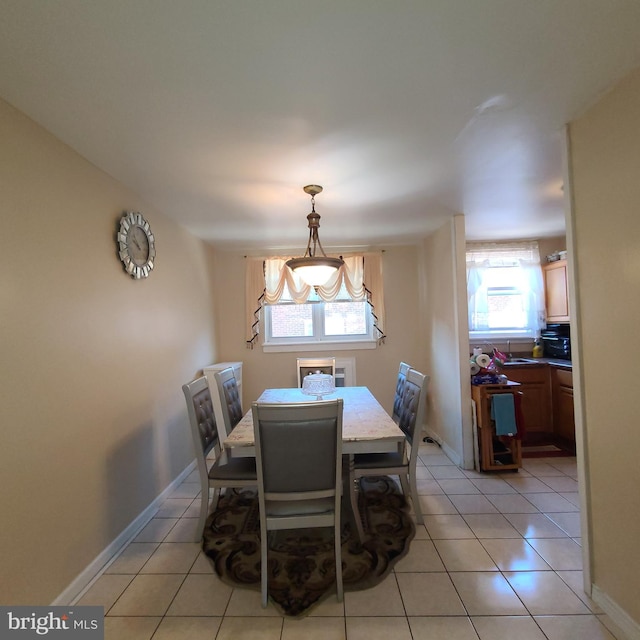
[507,340,512,359]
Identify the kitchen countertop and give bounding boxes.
[500,357,572,369]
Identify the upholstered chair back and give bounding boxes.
[213,367,243,440]
[183,376,219,460]
[392,361,411,423]
[397,368,428,448]
[258,414,339,494]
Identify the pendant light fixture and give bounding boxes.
[285,185,344,287]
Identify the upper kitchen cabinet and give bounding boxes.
[543,259,570,322]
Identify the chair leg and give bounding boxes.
[196,486,215,541]
[334,518,343,602]
[348,460,365,543]
[409,473,423,524]
[399,474,410,498]
[261,524,269,608]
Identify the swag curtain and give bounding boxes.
[245,253,386,347]
[264,255,365,303]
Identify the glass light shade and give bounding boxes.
[286,256,343,287]
[301,373,336,400]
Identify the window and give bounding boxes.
[264,284,374,348]
[245,254,385,351]
[467,242,545,340]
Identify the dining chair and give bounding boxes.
[296,357,336,388]
[212,366,244,441]
[182,376,256,541]
[349,368,428,541]
[392,361,412,423]
[251,398,344,608]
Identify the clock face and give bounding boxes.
[127,225,150,265]
[117,211,156,279]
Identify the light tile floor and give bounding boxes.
[76,443,623,640]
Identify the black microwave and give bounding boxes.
[541,324,571,360]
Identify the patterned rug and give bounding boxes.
[202,476,415,617]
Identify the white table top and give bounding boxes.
[224,386,404,456]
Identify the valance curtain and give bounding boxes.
[264,255,365,303]
[245,253,386,347]
[466,241,546,335]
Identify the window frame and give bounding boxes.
[262,299,378,353]
[467,242,545,342]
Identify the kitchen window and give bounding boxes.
[466,242,545,340]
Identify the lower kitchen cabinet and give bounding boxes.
[500,364,552,445]
[551,366,576,447]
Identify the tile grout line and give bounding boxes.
[92,451,596,639]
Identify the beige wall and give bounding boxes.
[0,99,218,604]
[211,247,426,415]
[568,67,640,627]
[538,235,566,262]
[422,216,472,467]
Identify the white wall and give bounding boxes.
[0,98,218,604]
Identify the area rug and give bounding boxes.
[202,476,415,617]
[522,444,575,458]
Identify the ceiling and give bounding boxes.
[2,1,640,250]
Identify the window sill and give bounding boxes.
[262,340,377,353]
[469,331,536,341]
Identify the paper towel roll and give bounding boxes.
[470,361,481,375]
[475,353,492,368]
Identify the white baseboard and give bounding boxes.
[592,584,640,640]
[438,439,462,467]
[422,429,462,468]
[52,460,196,606]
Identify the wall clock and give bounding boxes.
[117,211,156,279]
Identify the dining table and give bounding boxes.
[223,386,404,457]
[222,385,406,540]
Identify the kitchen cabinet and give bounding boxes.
[472,382,522,472]
[551,366,575,447]
[543,259,570,322]
[501,364,551,445]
